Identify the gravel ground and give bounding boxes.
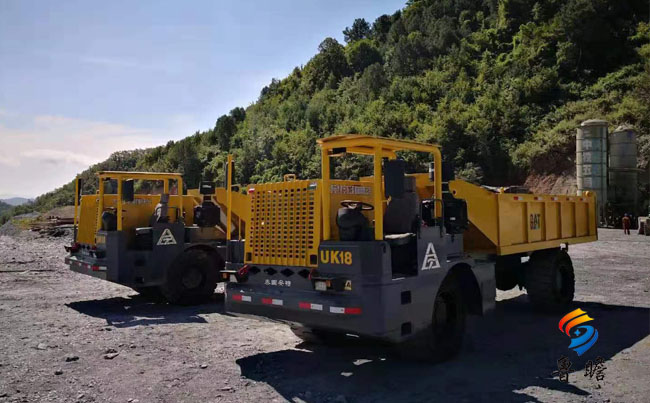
[0,229,648,403]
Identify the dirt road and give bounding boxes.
[0,229,648,402]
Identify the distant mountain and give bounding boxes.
[1,197,32,206]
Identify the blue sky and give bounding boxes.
[0,0,405,198]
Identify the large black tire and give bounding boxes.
[160,249,219,305]
[525,248,574,310]
[399,274,466,362]
[495,255,521,291]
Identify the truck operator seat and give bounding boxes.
[384,175,419,276]
[193,181,221,228]
[384,176,418,246]
[150,193,170,226]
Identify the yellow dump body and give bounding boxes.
[449,180,598,255]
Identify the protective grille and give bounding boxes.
[245,180,321,267]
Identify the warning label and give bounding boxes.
[421,243,441,271]
[157,228,177,246]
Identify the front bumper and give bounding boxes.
[225,283,402,342]
[65,255,108,281]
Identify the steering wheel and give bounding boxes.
[340,200,374,211]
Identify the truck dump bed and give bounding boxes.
[449,180,597,255]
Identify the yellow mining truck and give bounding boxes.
[65,162,249,304]
[223,135,597,360]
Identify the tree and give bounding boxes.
[371,14,392,42]
[213,115,237,150]
[345,39,383,72]
[302,38,350,92]
[359,63,388,100]
[230,107,246,123]
[343,18,371,43]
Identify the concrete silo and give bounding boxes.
[577,119,608,222]
[608,126,638,215]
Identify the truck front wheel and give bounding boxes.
[160,249,219,305]
[525,248,574,310]
[399,274,466,362]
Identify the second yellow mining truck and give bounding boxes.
[64,163,249,304]
[223,135,597,361]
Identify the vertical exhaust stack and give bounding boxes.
[576,119,608,225]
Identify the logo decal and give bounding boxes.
[421,243,440,271]
[264,279,291,287]
[157,228,177,246]
[330,184,371,195]
[559,308,599,356]
[530,213,541,230]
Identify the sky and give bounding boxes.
[0,0,405,199]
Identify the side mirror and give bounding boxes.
[122,179,134,202]
[384,159,406,199]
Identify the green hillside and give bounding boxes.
[0,200,12,215]
[9,0,650,220]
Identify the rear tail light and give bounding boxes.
[65,242,81,253]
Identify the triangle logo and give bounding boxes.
[157,228,177,246]
[421,242,440,271]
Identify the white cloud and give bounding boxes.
[0,113,165,197]
[21,149,98,167]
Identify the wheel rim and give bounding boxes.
[182,267,204,289]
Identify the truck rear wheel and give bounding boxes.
[525,248,574,310]
[399,274,466,362]
[160,249,219,305]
